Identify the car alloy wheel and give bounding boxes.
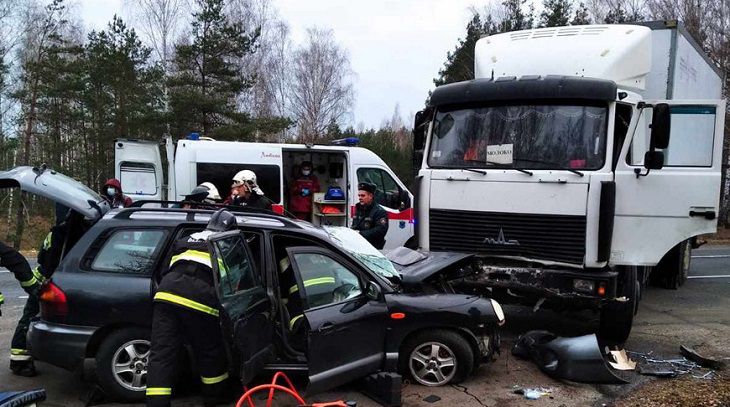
[408,341,457,386]
[111,339,151,391]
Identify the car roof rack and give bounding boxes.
[114,200,300,227]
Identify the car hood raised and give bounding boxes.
[0,166,109,220]
[384,246,474,285]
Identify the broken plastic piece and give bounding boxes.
[512,331,629,384]
[608,349,637,371]
[679,345,726,371]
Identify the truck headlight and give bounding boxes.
[490,299,505,326]
[573,279,595,294]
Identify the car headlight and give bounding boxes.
[490,299,505,326]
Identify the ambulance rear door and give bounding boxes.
[114,139,164,202]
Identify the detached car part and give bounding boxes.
[512,330,628,384]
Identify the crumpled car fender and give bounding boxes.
[512,330,628,384]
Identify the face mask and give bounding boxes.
[106,187,116,197]
[302,170,311,176]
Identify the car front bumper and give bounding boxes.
[28,321,96,372]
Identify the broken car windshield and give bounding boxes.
[428,104,608,171]
[323,226,400,281]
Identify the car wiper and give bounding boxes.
[513,158,585,177]
[462,160,533,176]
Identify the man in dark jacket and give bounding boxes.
[352,182,389,249]
[0,240,38,376]
[146,209,235,407]
[224,170,272,211]
[101,178,133,208]
[8,205,79,377]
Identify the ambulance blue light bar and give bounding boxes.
[187,132,201,140]
[330,137,359,146]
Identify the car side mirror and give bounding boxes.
[650,103,671,150]
[399,190,411,210]
[644,150,665,170]
[366,281,382,301]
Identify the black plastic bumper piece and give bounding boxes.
[28,321,96,372]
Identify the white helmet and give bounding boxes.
[232,170,264,195]
[199,182,221,200]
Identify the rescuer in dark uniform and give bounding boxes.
[351,182,389,249]
[1,240,38,376]
[8,205,79,377]
[146,209,235,407]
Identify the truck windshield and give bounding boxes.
[428,104,608,170]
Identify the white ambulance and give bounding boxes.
[114,135,415,249]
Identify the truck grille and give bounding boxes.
[429,209,586,264]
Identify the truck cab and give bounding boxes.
[114,137,415,249]
[413,21,726,343]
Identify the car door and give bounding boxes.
[613,100,726,265]
[208,230,274,385]
[285,247,387,394]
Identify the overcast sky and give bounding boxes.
[78,0,478,129]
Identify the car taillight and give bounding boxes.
[40,281,68,322]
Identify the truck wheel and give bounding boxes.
[652,240,691,290]
[598,266,637,345]
[399,330,474,386]
[96,327,150,402]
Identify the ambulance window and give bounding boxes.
[119,162,157,196]
[197,163,281,203]
[356,168,405,210]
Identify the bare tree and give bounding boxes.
[124,0,187,72]
[289,28,354,143]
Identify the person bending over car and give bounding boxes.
[146,209,236,407]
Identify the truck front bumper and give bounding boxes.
[454,264,619,308]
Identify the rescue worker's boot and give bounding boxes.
[9,358,37,377]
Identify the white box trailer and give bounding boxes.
[114,136,415,249]
[413,21,726,343]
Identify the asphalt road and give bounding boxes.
[1,247,729,407]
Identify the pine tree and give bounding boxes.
[167,0,260,139]
[500,0,535,33]
[434,13,498,87]
[571,3,591,25]
[540,0,573,27]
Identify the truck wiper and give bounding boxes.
[462,160,533,176]
[513,158,585,177]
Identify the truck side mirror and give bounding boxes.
[413,110,427,150]
[644,150,664,170]
[650,103,671,149]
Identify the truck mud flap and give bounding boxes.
[512,330,629,384]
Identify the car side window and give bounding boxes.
[356,167,406,210]
[291,252,362,309]
[90,229,167,275]
[213,235,257,297]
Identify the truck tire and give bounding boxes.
[598,266,637,345]
[652,240,691,290]
[399,330,474,386]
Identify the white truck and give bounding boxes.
[114,136,415,249]
[412,21,726,342]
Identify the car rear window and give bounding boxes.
[90,229,167,275]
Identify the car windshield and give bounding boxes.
[428,104,608,170]
[323,226,400,281]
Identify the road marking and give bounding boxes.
[688,275,730,279]
[693,255,730,258]
[18,295,28,299]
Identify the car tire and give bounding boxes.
[598,266,637,345]
[652,240,691,290]
[399,330,474,387]
[95,327,151,402]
